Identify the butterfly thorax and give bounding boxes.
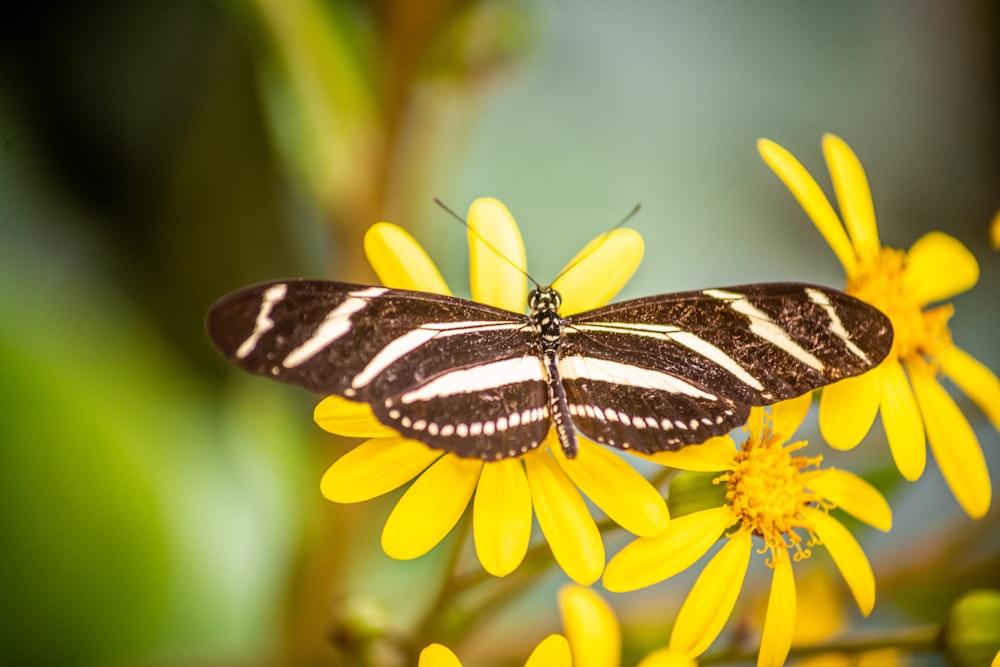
[528,287,564,352]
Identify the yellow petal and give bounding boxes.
[473,458,532,577]
[938,344,1000,431]
[802,507,875,616]
[468,198,528,312]
[670,528,753,656]
[858,649,907,667]
[525,449,605,585]
[879,359,926,481]
[638,434,735,472]
[789,569,847,645]
[747,406,768,442]
[320,436,442,503]
[382,454,482,559]
[809,468,892,532]
[419,643,463,667]
[604,507,732,592]
[553,439,669,537]
[757,138,858,277]
[636,648,698,667]
[822,134,880,265]
[909,369,992,519]
[314,395,399,438]
[525,634,572,667]
[558,585,621,667]
[771,392,814,440]
[798,655,854,667]
[758,549,796,667]
[991,207,1000,250]
[552,228,644,315]
[364,222,451,295]
[819,368,881,450]
[903,232,979,305]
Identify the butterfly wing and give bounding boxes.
[557,352,746,453]
[206,280,551,459]
[560,282,893,453]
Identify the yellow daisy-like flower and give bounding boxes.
[317,198,669,584]
[419,635,572,667]
[604,393,892,667]
[750,568,905,667]
[559,585,698,667]
[758,134,998,519]
[419,584,697,667]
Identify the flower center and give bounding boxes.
[718,425,824,563]
[846,247,954,369]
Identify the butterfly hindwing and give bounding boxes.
[373,355,552,459]
[558,352,747,454]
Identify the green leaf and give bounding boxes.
[667,471,727,518]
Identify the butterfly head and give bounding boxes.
[528,286,562,315]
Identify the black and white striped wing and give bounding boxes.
[206,280,551,459]
[560,283,893,454]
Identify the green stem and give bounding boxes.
[699,623,941,665]
[649,464,679,491]
[411,509,474,648]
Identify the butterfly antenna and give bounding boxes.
[548,202,642,286]
[433,198,541,289]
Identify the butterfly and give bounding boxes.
[206,278,892,460]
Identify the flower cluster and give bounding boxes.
[759,135,997,518]
[605,393,891,664]
[312,136,995,666]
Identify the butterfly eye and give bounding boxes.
[527,289,541,312]
[528,288,561,313]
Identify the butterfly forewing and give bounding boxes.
[206,280,551,459]
[559,283,893,452]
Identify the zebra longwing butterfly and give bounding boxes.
[207,279,892,460]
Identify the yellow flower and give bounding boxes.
[419,635,572,667]
[317,198,669,584]
[604,393,892,667]
[419,584,697,667]
[749,568,905,667]
[758,134,998,519]
[558,585,698,667]
[559,585,622,667]
[991,207,1000,250]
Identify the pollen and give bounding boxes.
[847,247,954,367]
[716,422,824,564]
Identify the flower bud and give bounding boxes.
[942,589,1000,667]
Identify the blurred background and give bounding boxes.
[1,1,997,665]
